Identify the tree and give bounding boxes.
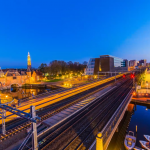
[39,60,87,76]
[49,60,61,75]
[38,63,47,73]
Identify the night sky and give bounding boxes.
[0,0,150,68]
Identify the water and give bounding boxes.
[1,86,55,100]
[128,104,150,147]
[108,103,150,149]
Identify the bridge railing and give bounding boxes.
[101,88,133,149]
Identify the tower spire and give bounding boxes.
[27,52,31,72]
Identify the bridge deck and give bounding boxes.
[89,88,133,150]
[39,85,115,136]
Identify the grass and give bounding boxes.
[44,79,63,82]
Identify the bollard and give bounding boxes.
[136,125,137,132]
[96,132,103,150]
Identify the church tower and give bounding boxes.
[27,52,31,71]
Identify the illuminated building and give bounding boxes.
[0,68,4,77]
[129,60,138,67]
[0,52,42,90]
[129,60,138,70]
[137,59,147,67]
[85,55,129,75]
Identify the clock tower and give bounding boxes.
[27,52,31,71]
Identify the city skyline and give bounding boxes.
[1,1,150,68]
[0,51,148,69]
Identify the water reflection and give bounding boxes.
[108,103,150,149]
[128,104,150,147]
[1,87,51,100]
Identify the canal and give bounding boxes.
[108,103,150,149]
[1,86,58,100]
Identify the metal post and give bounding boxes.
[0,95,6,135]
[30,106,38,150]
[133,77,135,88]
[0,97,6,135]
[2,109,6,135]
[115,71,116,83]
[96,132,103,150]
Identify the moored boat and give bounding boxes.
[134,147,144,150]
[139,140,150,150]
[144,135,150,142]
[124,131,136,150]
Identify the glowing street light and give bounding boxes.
[94,75,97,79]
[133,92,136,96]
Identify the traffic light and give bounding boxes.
[123,74,126,78]
[130,73,135,78]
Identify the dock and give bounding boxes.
[131,98,150,105]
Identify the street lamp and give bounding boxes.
[146,83,148,93]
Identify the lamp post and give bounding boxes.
[146,83,148,93]
[115,71,116,83]
[0,94,6,135]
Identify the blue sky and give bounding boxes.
[0,0,150,68]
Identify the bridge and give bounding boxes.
[0,72,136,150]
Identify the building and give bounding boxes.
[0,53,42,89]
[85,55,128,75]
[146,63,150,67]
[99,55,128,72]
[85,58,101,75]
[137,59,147,67]
[129,60,138,67]
[129,60,138,70]
[0,68,4,77]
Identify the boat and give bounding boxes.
[124,131,136,150]
[134,147,144,150]
[144,135,150,142]
[139,140,150,150]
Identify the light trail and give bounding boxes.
[1,74,124,124]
